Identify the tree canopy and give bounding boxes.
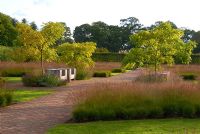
[16,22,65,72]
[57,42,96,70]
[123,22,196,72]
[0,12,18,46]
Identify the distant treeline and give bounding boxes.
[0,12,200,53]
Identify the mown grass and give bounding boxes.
[47,119,200,134]
[4,77,22,83]
[13,89,53,102]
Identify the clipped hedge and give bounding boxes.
[191,54,200,64]
[93,71,111,77]
[112,68,125,73]
[92,53,126,62]
[181,73,198,80]
[92,53,200,64]
[0,68,29,77]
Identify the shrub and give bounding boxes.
[181,73,198,80]
[111,68,125,73]
[93,71,111,77]
[76,70,91,80]
[0,46,13,61]
[136,73,168,83]
[0,77,6,88]
[73,82,200,122]
[0,89,13,107]
[22,74,65,87]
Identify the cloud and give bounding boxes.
[12,10,27,17]
[33,0,51,6]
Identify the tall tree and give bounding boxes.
[73,24,93,42]
[22,18,28,24]
[191,31,200,53]
[90,21,110,49]
[56,22,73,45]
[147,21,177,30]
[0,12,18,46]
[30,21,38,30]
[120,17,142,34]
[182,28,195,43]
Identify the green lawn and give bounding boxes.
[4,77,22,82]
[13,89,53,102]
[111,73,121,76]
[47,119,200,134]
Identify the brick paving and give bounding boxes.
[0,70,142,134]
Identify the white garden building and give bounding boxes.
[45,68,76,82]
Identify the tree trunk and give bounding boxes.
[41,49,44,75]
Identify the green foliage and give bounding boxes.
[22,74,65,87]
[76,70,91,80]
[95,48,109,53]
[0,12,18,46]
[92,53,126,62]
[73,87,200,122]
[0,77,6,88]
[93,71,111,77]
[123,63,135,70]
[16,22,65,67]
[0,68,29,77]
[0,89,13,107]
[181,73,198,80]
[111,68,125,73]
[73,21,131,52]
[57,42,96,70]
[191,31,200,53]
[191,54,200,64]
[0,46,13,61]
[124,22,196,72]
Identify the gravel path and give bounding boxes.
[0,69,142,134]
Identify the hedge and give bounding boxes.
[191,54,200,64]
[92,53,200,64]
[92,53,126,62]
[93,71,111,77]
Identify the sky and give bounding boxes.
[0,0,200,31]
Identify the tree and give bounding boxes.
[30,21,38,30]
[73,24,93,42]
[120,17,142,34]
[181,28,195,43]
[107,25,129,52]
[123,22,196,74]
[16,22,65,73]
[147,21,177,30]
[57,42,96,70]
[22,18,28,24]
[191,31,200,53]
[0,12,18,46]
[56,22,73,45]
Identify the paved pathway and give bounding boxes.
[0,69,142,134]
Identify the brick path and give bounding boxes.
[0,70,142,134]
